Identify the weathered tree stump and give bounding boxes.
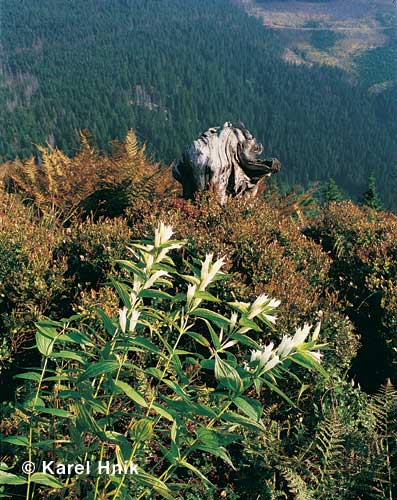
[173,122,281,202]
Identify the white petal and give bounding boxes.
[268,298,281,309]
[264,354,280,372]
[263,314,277,325]
[259,342,274,366]
[291,323,311,347]
[312,321,321,341]
[277,335,294,358]
[308,351,323,364]
[129,310,141,332]
[250,349,262,363]
[201,254,213,281]
[119,307,128,333]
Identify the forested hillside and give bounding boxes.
[1,0,396,206]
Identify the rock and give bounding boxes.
[173,122,280,202]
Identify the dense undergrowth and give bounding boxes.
[0,133,396,499]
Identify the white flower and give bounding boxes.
[199,254,225,290]
[263,354,280,372]
[263,314,277,325]
[156,243,182,263]
[133,275,142,293]
[155,222,174,247]
[291,323,311,348]
[277,335,294,358]
[247,294,281,320]
[128,310,141,332]
[247,294,268,320]
[144,253,154,273]
[119,308,140,334]
[307,351,323,364]
[250,342,274,367]
[243,361,250,372]
[143,270,169,290]
[229,312,238,330]
[200,253,213,282]
[268,298,282,309]
[186,284,196,305]
[312,321,321,341]
[119,307,128,333]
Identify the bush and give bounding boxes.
[0,223,326,499]
[127,194,358,373]
[306,201,397,389]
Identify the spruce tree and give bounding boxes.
[362,175,383,210]
[322,178,344,205]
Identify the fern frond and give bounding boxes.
[281,468,314,500]
[368,380,397,500]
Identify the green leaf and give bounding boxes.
[132,337,160,354]
[113,380,147,408]
[194,291,221,303]
[76,403,102,433]
[222,411,266,432]
[36,407,73,418]
[13,372,41,382]
[200,359,215,370]
[152,403,174,421]
[233,396,262,421]
[1,436,29,446]
[21,396,45,409]
[110,277,132,308]
[178,459,214,486]
[186,331,210,347]
[130,419,153,442]
[51,351,85,363]
[139,289,173,300]
[229,332,261,349]
[214,354,243,393]
[30,472,63,489]
[43,375,72,382]
[196,428,220,447]
[116,259,146,280]
[96,308,116,336]
[145,367,163,379]
[204,319,221,350]
[80,360,119,380]
[192,308,230,329]
[238,316,262,333]
[58,329,93,346]
[191,402,217,418]
[135,471,174,500]
[196,445,235,469]
[262,379,297,408]
[291,352,328,377]
[35,323,58,339]
[0,470,27,485]
[35,328,55,357]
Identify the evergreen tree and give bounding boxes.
[322,178,344,205]
[362,174,383,210]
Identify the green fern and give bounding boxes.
[281,468,314,500]
[369,381,397,500]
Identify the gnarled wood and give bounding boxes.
[173,122,280,202]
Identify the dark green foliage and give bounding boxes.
[1,0,397,207]
[361,174,383,210]
[322,178,344,205]
[368,381,397,499]
[310,30,341,51]
[306,201,397,390]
